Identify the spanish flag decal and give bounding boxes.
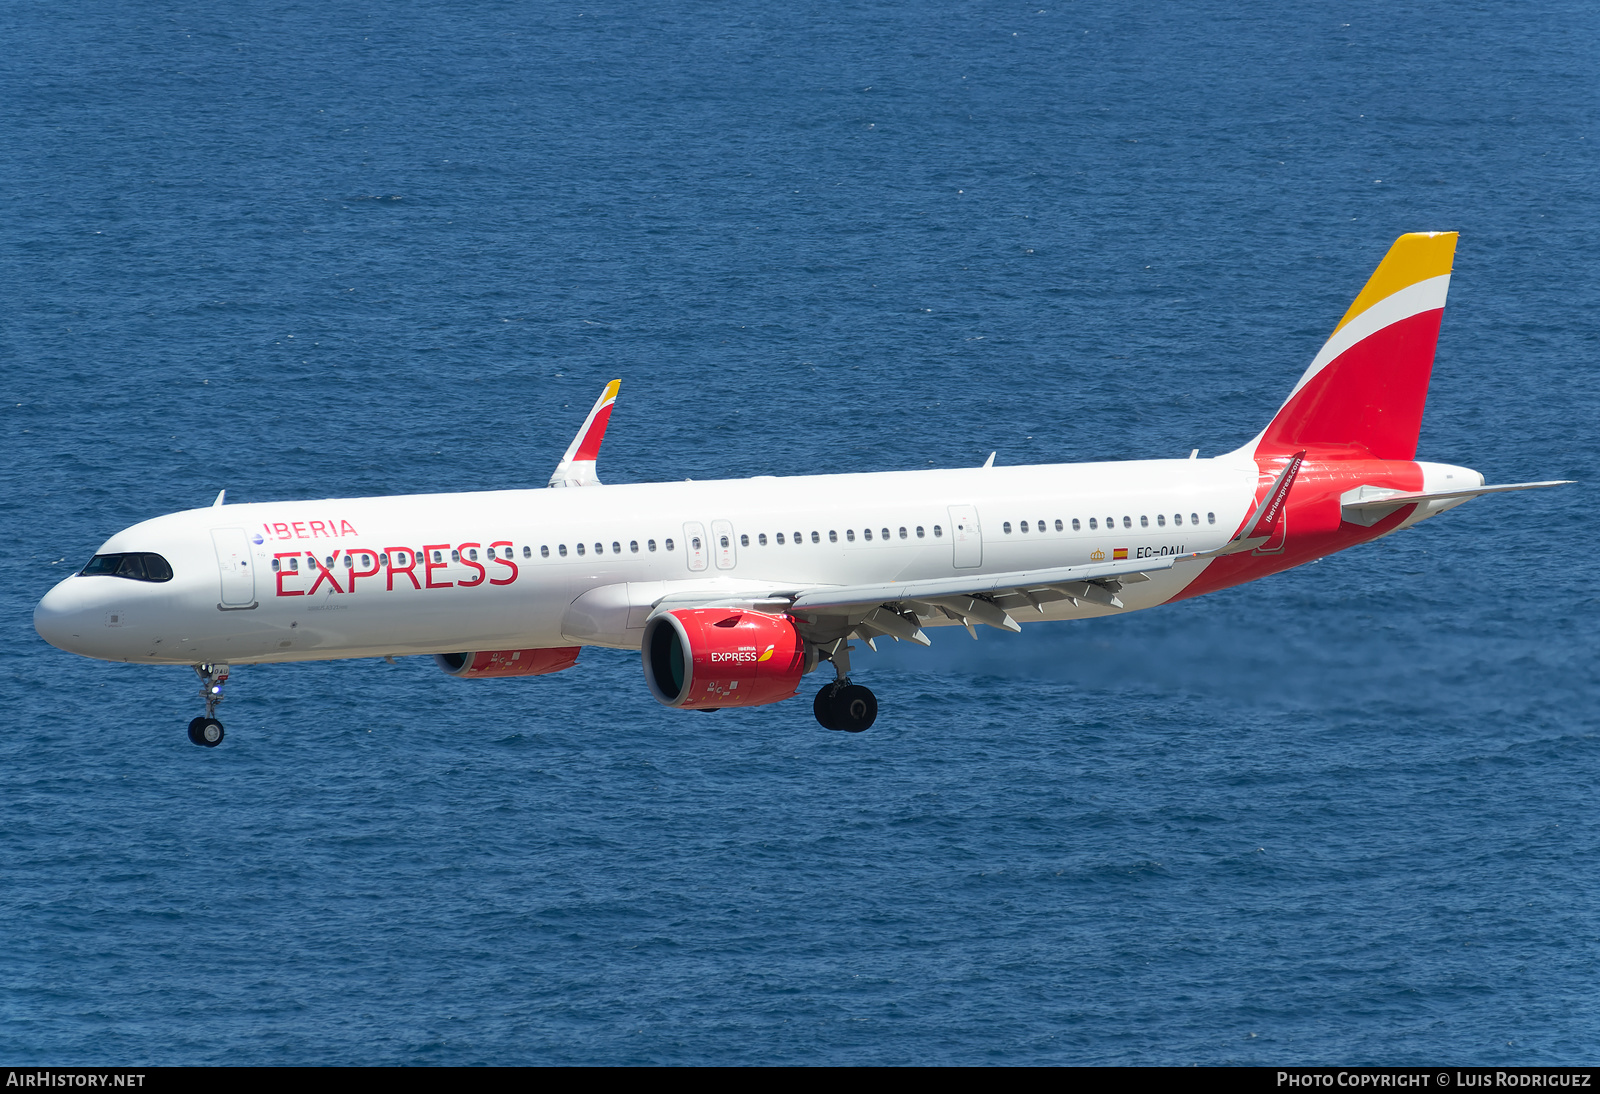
[1112,548,1128,560]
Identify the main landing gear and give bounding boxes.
[187,663,228,748]
[813,640,877,733]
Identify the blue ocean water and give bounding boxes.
[2,0,1597,1065]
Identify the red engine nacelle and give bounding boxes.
[642,609,811,709]
[434,647,581,678]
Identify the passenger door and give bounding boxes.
[948,505,982,569]
[211,528,257,608]
[683,521,709,572]
[711,519,736,570]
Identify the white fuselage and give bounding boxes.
[33,451,1473,667]
[35,456,1254,665]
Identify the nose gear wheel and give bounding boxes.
[187,717,225,747]
[188,663,230,747]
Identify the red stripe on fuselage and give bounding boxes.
[1171,452,1425,603]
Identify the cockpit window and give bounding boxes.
[80,553,173,582]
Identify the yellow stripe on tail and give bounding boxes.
[1332,232,1457,336]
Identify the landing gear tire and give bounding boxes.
[814,685,839,731]
[830,684,877,733]
[187,717,225,748]
[814,682,877,733]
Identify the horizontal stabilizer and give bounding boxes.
[1340,480,1572,526]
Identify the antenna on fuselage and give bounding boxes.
[212,489,226,507]
[982,452,995,469]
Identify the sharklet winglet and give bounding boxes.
[549,379,621,488]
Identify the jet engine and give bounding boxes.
[434,647,581,678]
[642,609,812,709]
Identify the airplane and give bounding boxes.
[34,232,1569,747]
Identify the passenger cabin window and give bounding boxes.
[524,546,533,558]
[631,540,640,553]
[810,531,820,543]
[758,534,767,546]
[898,527,907,539]
[720,536,730,548]
[1071,519,1080,531]
[576,543,586,556]
[691,537,702,550]
[863,528,872,541]
[829,530,838,543]
[541,546,550,558]
[1207,512,1215,524]
[740,535,748,547]
[648,539,658,552]
[1019,521,1029,533]
[776,533,785,545]
[468,548,478,561]
[1157,514,1166,526]
[1140,516,1149,528]
[845,530,854,542]
[558,545,568,557]
[881,528,889,540]
[271,559,280,572]
[612,541,621,554]
[933,525,942,537]
[1089,518,1097,530]
[916,526,925,538]
[1003,522,1012,534]
[450,549,460,562]
[665,539,675,551]
[1122,516,1132,529]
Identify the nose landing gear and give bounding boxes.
[188,663,228,747]
[813,641,877,733]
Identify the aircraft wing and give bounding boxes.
[549,380,620,488]
[786,554,1197,645]
[642,554,1201,648]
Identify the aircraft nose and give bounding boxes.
[34,576,101,655]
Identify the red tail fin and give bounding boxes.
[1256,233,1457,460]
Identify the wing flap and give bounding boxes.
[787,554,1194,617]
